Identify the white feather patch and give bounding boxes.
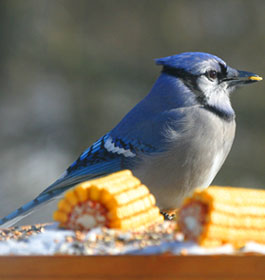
[197,75,233,113]
[104,137,136,157]
[200,152,225,189]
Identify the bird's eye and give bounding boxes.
[207,70,217,80]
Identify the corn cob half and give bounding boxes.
[53,170,164,231]
[178,186,265,248]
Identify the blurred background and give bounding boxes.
[0,0,264,224]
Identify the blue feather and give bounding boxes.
[0,188,66,227]
[40,133,137,195]
[155,52,226,73]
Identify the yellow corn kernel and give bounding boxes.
[53,210,68,223]
[74,186,89,202]
[107,194,155,220]
[104,184,150,210]
[90,185,102,201]
[99,189,113,204]
[54,170,163,231]
[109,207,162,230]
[65,190,78,205]
[98,177,141,197]
[88,170,138,190]
[57,200,72,213]
[178,186,265,248]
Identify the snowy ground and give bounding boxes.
[0,222,264,256]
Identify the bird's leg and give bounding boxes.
[160,208,178,221]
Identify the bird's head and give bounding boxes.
[156,52,262,119]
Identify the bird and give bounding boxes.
[0,52,262,227]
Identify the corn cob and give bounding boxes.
[53,170,164,231]
[178,186,265,248]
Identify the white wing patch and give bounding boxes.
[104,137,136,157]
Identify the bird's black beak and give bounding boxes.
[225,69,263,87]
[237,70,263,84]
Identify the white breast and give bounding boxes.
[198,151,226,190]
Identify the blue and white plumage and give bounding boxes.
[0,52,262,227]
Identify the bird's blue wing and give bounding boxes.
[40,130,161,195]
[0,133,152,227]
[40,134,132,194]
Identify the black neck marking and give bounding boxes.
[203,104,235,122]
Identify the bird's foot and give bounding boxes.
[160,209,178,221]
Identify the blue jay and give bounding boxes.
[0,52,262,227]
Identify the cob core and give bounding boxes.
[53,170,164,230]
[178,186,265,248]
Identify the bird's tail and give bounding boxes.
[0,187,69,228]
[0,166,108,228]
